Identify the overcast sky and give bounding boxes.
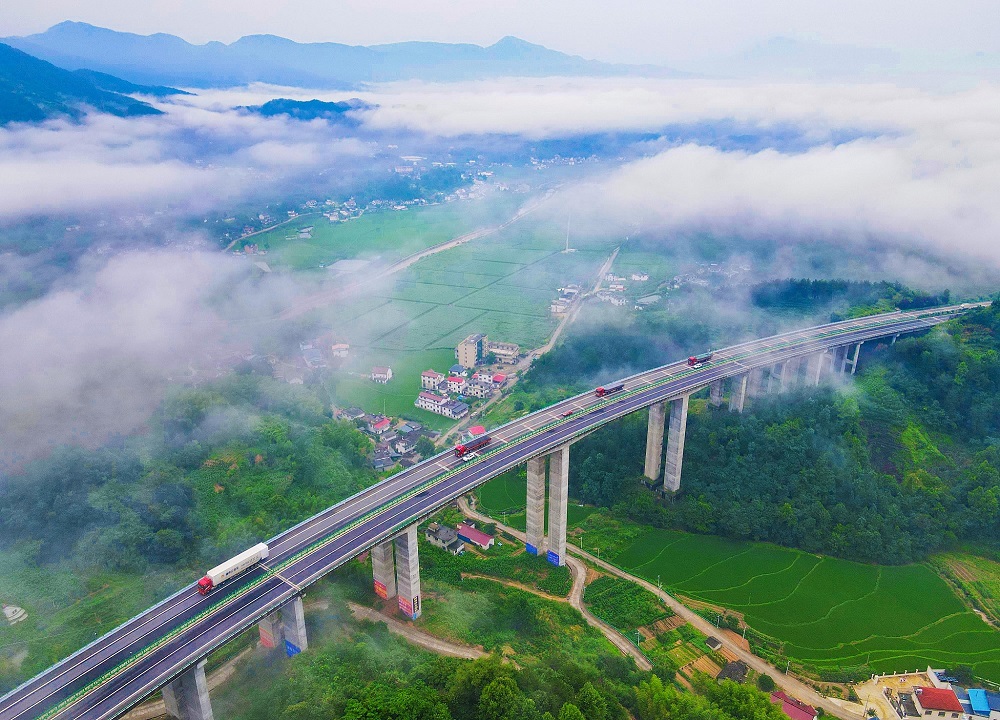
[2,0,997,66]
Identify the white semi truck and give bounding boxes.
[197,543,269,595]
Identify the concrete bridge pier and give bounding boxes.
[805,352,825,386]
[709,380,723,407]
[664,395,690,492]
[845,342,863,374]
[524,445,571,566]
[546,445,570,566]
[833,345,849,373]
[259,597,309,656]
[526,456,547,555]
[782,357,801,391]
[394,524,422,619]
[729,373,748,413]
[371,539,397,600]
[162,660,213,720]
[746,367,765,398]
[643,402,667,481]
[767,363,784,393]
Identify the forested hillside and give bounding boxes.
[561,302,1000,563]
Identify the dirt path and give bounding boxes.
[460,573,567,602]
[459,498,861,720]
[457,499,652,671]
[347,602,485,659]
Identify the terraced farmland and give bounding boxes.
[606,527,1000,681]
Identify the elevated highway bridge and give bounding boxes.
[0,303,985,720]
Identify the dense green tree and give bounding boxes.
[559,703,586,720]
[576,682,609,720]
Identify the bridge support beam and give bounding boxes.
[394,524,421,619]
[846,342,863,375]
[767,363,784,394]
[371,540,397,600]
[259,596,309,656]
[526,456,546,555]
[546,445,570,566]
[709,380,723,407]
[729,373,748,413]
[281,597,308,655]
[747,367,765,399]
[643,402,667,480]
[834,345,849,373]
[805,352,825,386]
[782,357,801,391]
[664,395,689,492]
[163,660,213,720]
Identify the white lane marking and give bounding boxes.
[260,564,303,593]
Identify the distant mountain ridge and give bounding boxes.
[3,21,681,89]
[0,42,180,125]
[242,98,373,123]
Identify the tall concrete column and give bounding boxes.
[782,357,801,391]
[394,524,421,619]
[846,342,863,375]
[162,661,213,720]
[663,395,689,492]
[546,445,569,567]
[371,540,397,600]
[746,367,765,398]
[767,363,784,394]
[834,345,849,373]
[280,596,308,655]
[643,402,667,480]
[805,353,824,386]
[729,374,748,413]
[526,456,547,556]
[709,380,723,407]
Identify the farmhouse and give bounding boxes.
[463,381,493,398]
[457,522,494,549]
[421,369,445,389]
[330,343,350,358]
[424,523,465,555]
[415,392,469,419]
[770,692,817,720]
[914,687,964,718]
[445,376,467,394]
[371,366,393,383]
[486,339,520,364]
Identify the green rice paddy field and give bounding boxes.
[610,528,1000,682]
[311,208,619,425]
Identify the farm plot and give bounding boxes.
[596,524,1000,681]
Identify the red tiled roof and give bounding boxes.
[771,693,817,720]
[469,425,486,435]
[372,418,391,430]
[493,374,507,383]
[418,391,447,403]
[916,688,964,713]
[456,523,493,547]
[421,369,443,377]
[447,376,464,383]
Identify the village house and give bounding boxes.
[330,343,350,358]
[421,369,445,390]
[424,523,465,555]
[371,366,393,383]
[914,687,964,719]
[463,381,493,399]
[367,416,392,435]
[457,522,494,550]
[445,376,467,394]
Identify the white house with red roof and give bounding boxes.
[457,522,494,550]
[371,366,393,383]
[421,369,445,390]
[367,416,392,435]
[445,376,467,394]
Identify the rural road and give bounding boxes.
[458,498,863,720]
